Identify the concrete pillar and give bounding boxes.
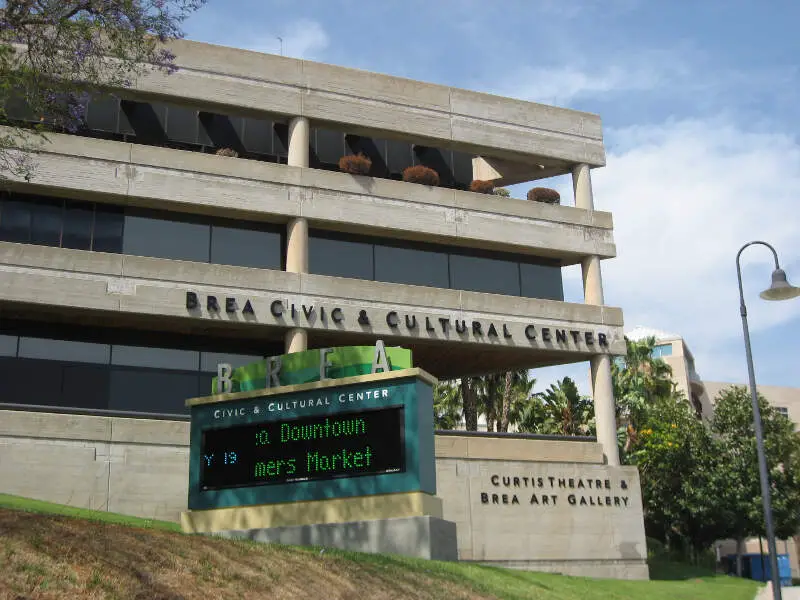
[285,116,310,354]
[573,163,620,466]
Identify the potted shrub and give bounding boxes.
[215,147,239,158]
[493,187,511,197]
[338,153,372,175]
[527,187,560,204]
[402,165,440,186]
[469,180,494,194]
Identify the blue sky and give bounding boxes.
[183,0,800,394]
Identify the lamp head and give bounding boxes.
[759,268,800,301]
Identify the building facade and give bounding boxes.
[0,40,649,577]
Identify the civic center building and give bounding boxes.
[0,40,648,578]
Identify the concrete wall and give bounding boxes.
[124,39,606,170]
[0,243,627,364]
[0,410,647,579]
[1,128,615,264]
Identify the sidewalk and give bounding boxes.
[755,583,800,599]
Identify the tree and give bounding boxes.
[0,0,206,178]
[531,377,595,436]
[433,380,462,430]
[612,336,678,454]
[711,385,800,573]
[628,393,732,561]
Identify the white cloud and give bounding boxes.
[531,118,800,394]
[245,19,329,60]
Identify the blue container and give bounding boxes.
[726,553,793,586]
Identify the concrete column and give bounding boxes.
[573,163,620,466]
[285,117,310,354]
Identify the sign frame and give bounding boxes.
[186,369,437,511]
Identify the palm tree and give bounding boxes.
[536,377,595,436]
[612,335,678,452]
[433,380,462,430]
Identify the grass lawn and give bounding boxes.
[0,493,762,600]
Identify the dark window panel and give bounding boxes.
[210,225,281,270]
[92,206,124,253]
[309,231,373,281]
[109,368,198,414]
[122,213,210,263]
[0,199,32,243]
[520,262,564,301]
[241,118,272,156]
[18,337,110,364]
[85,96,120,133]
[200,352,263,373]
[346,135,388,177]
[374,244,449,288]
[121,100,167,145]
[4,94,36,122]
[313,128,344,168]
[62,201,94,250]
[111,344,199,371]
[452,151,474,190]
[273,123,289,157]
[199,112,244,151]
[199,373,215,396]
[386,139,413,178]
[165,105,199,145]
[413,145,453,187]
[0,358,63,406]
[30,198,63,247]
[62,364,110,410]
[449,253,521,296]
[0,334,17,357]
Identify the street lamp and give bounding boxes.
[736,241,800,600]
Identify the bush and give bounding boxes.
[338,153,372,175]
[527,187,560,204]
[402,165,440,186]
[469,180,494,194]
[215,147,239,158]
[493,187,511,197]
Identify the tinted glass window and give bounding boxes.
[520,262,564,301]
[0,335,17,357]
[92,207,124,253]
[112,345,199,371]
[166,106,198,144]
[85,96,119,133]
[2,358,63,406]
[210,225,281,270]
[386,139,413,177]
[449,254,521,296]
[109,369,197,414]
[30,199,63,247]
[123,213,210,263]
[374,244,449,288]
[62,202,94,250]
[18,337,110,364]
[309,232,373,281]
[62,364,110,410]
[0,199,32,243]
[242,118,272,156]
[200,352,263,373]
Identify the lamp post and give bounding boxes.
[736,241,800,600]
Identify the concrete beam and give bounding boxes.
[3,130,616,264]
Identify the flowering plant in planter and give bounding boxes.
[527,187,560,204]
[469,180,494,194]
[402,165,440,186]
[215,147,239,158]
[338,153,372,175]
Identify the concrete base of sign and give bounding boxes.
[211,515,459,561]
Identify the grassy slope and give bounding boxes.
[0,494,761,600]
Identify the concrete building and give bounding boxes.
[0,40,648,578]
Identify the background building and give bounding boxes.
[626,325,800,577]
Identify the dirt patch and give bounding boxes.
[0,509,493,600]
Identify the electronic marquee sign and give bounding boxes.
[199,406,406,491]
[185,343,436,511]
